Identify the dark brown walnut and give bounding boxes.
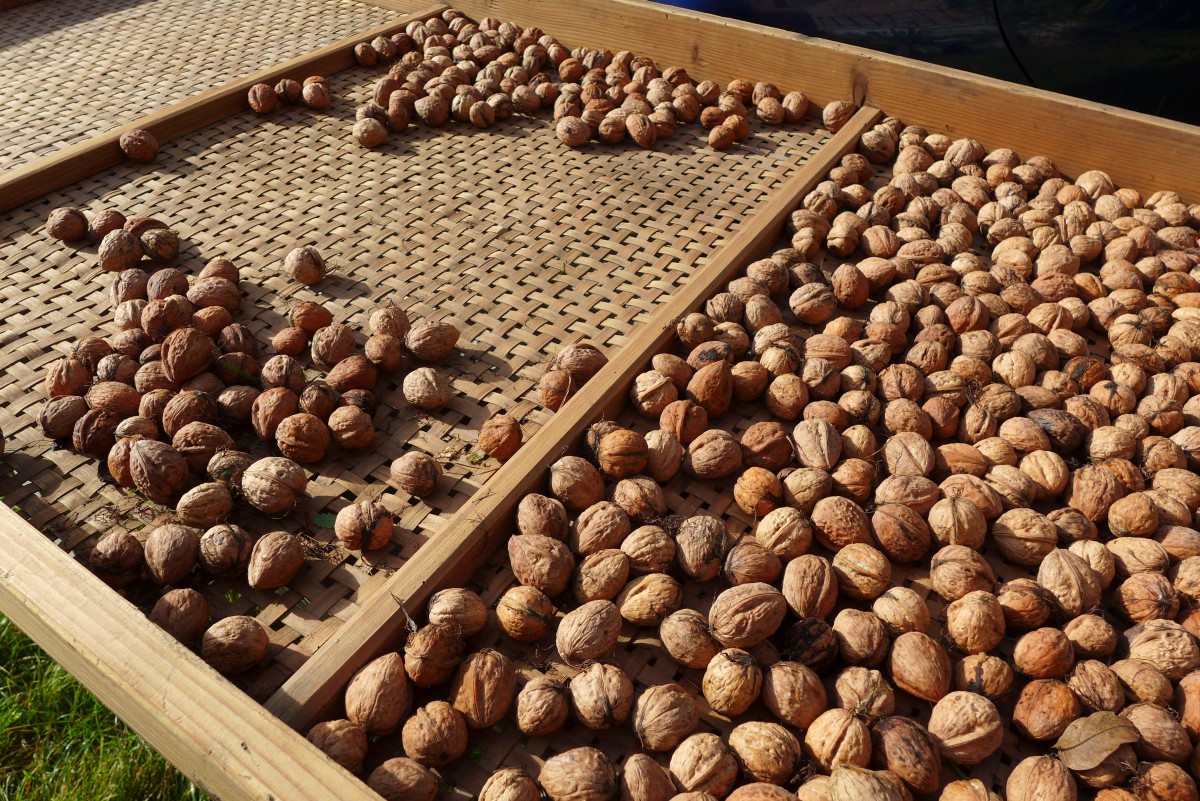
[306,719,368,775]
[345,652,412,736]
[569,661,634,729]
[479,769,539,801]
[328,405,374,450]
[540,748,617,801]
[632,683,699,752]
[871,716,940,794]
[496,585,556,643]
[425,588,487,638]
[611,476,666,527]
[197,523,254,578]
[297,380,339,421]
[889,632,951,702]
[200,616,269,674]
[574,549,631,603]
[953,653,1014,699]
[516,677,569,737]
[389,452,442,498]
[1013,679,1080,741]
[549,455,604,511]
[516,493,569,540]
[509,534,574,596]
[401,701,468,767]
[119,128,158,162]
[684,429,742,479]
[778,618,839,672]
[149,588,209,645]
[450,649,515,729]
[557,600,621,664]
[334,501,393,551]
[89,531,144,587]
[478,413,522,460]
[173,421,234,474]
[129,439,188,503]
[247,531,304,589]
[403,623,465,688]
[366,758,436,801]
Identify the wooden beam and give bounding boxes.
[266,105,883,730]
[448,0,1200,200]
[0,3,448,215]
[0,504,385,801]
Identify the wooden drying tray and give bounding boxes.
[263,105,882,728]
[2,0,1200,799]
[446,0,1200,200]
[264,0,1200,731]
[0,0,449,215]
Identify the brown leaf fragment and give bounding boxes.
[1055,711,1139,771]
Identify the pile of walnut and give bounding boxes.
[245,74,335,115]
[38,205,520,675]
[280,9,848,151]
[305,119,1200,801]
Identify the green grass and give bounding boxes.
[0,616,208,801]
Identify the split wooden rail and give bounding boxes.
[1,0,1200,799]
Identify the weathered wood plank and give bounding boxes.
[0,503,385,801]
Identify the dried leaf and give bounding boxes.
[1055,711,1139,771]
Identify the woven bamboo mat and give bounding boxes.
[0,62,832,700]
[409,208,1108,800]
[0,0,402,172]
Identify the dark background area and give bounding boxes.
[657,0,1200,125]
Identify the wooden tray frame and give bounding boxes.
[1,0,1199,798]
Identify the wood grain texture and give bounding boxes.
[0,2,447,215]
[266,104,883,730]
[451,0,1200,199]
[0,504,385,801]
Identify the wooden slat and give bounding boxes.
[0,504,385,801]
[266,104,884,730]
[0,2,448,215]
[449,0,1200,200]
